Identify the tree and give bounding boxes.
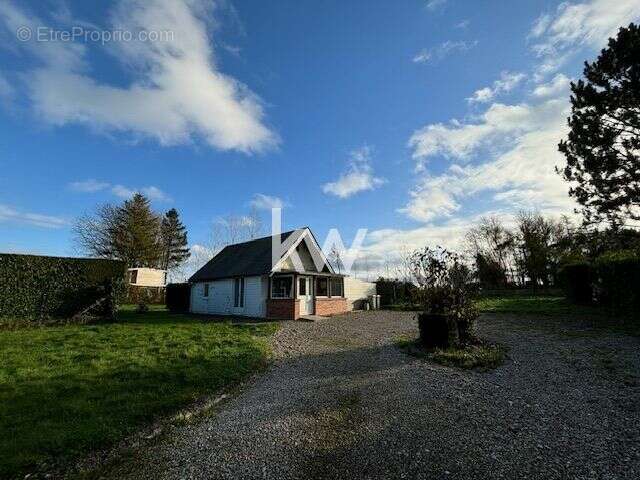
[74,193,171,268]
[465,216,516,287]
[210,210,263,253]
[110,194,161,268]
[328,245,344,274]
[558,23,640,226]
[160,208,190,270]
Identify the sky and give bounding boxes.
[1,0,639,278]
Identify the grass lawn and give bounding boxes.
[395,336,507,371]
[475,296,577,315]
[0,306,277,479]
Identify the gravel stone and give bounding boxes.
[123,311,640,479]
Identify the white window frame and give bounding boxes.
[234,277,245,308]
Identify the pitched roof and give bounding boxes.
[189,229,304,282]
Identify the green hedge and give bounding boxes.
[558,262,593,305]
[166,283,191,313]
[0,254,125,322]
[595,251,640,316]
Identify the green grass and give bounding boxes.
[0,306,277,479]
[475,296,578,315]
[395,336,507,371]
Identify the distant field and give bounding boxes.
[0,306,277,478]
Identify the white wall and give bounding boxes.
[190,275,267,317]
[344,277,376,310]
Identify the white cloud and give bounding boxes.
[0,204,68,228]
[250,193,287,210]
[455,19,470,29]
[532,73,571,99]
[111,185,172,202]
[529,0,640,78]
[322,146,386,199]
[69,179,110,193]
[412,40,478,64]
[0,0,277,153]
[405,96,576,223]
[70,179,171,202]
[467,71,526,104]
[426,0,447,11]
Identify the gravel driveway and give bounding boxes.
[124,311,640,479]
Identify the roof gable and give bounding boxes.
[189,229,305,282]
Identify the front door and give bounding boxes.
[298,276,313,315]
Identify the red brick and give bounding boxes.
[314,298,348,316]
[266,299,300,320]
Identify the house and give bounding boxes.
[189,228,373,320]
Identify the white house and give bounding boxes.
[189,228,375,320]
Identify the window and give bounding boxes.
[203,283,209,297]
[330,278,343,297]
[316,277,328,296]
[298,277,306,296]
[271,276,293,298]
[129,270,138,285]
[234,277,244,307]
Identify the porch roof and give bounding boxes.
[272,270,347,278]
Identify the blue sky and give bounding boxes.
[1,0,638,275]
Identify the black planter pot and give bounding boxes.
[418,313,460,348]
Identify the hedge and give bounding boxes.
[595,251,640,316]
[0,253,125,323]
[166,283,191,313]
[558,262,593,305]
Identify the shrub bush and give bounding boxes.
[0,254,125,323]
[558,262,593,305]
[595,251,640,316]
[166,283,191,313]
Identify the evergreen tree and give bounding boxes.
[160,208,190,270]
[111,193,162,267]
[558,23,640,225]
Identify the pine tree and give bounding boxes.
[160,208,190,270]
[110,193,162,267]
[558,23,640,225]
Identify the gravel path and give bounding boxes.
[124,311,640,479]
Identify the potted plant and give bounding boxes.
[410,247,478,348]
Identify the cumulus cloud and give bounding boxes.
[532,73,571,98]
[412,40,478,64]
[322,146,386,199]
[406,96,575,222]
[0,0,277,153]
[529,0,640,78]
[467,71,526,104]
[69,179,172,202]
[408,99,565,169]
[249,193,287,210]
[0,204,68,228]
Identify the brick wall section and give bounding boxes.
[266,299,300,320]
[314,298,348,316]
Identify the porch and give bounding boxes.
[266,271,348,320]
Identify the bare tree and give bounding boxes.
[328,245,344,274]
[210,209,263,253]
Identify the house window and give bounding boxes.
[203,283,209,297]
[271,276,293,299]
[234,277,244,307]
[129,270,138,285]
[330,278,344,297]
[316,277,328,297]
[298,277,306,296]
